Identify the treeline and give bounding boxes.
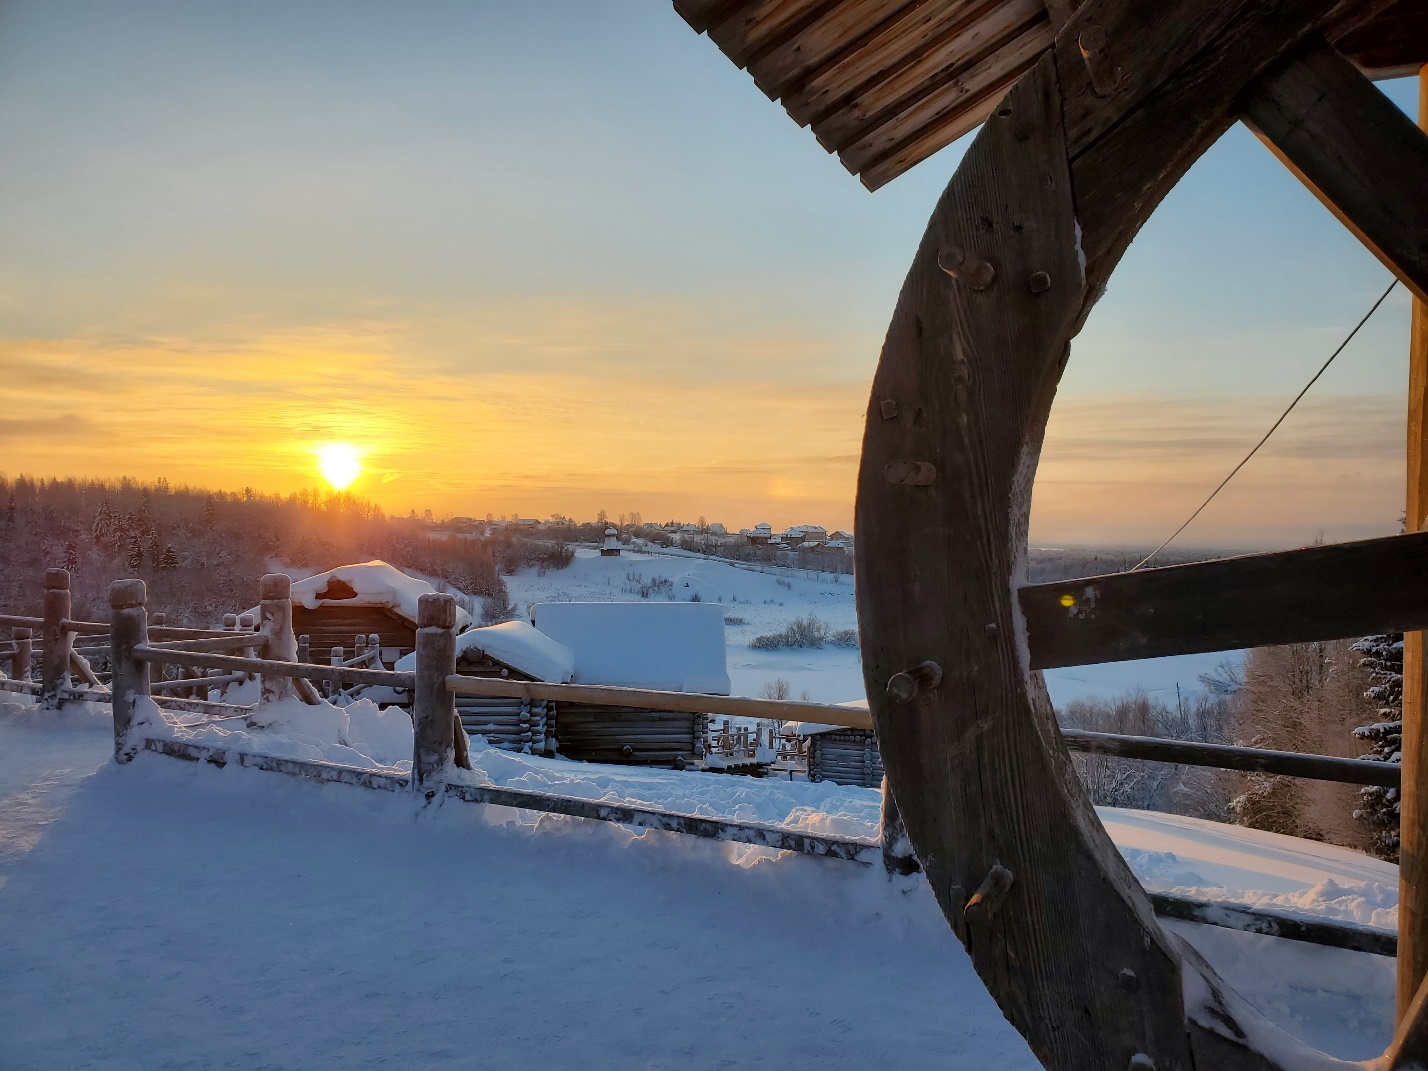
[0,474,570,626]
[1061,638,1391,857]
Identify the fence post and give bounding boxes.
[41,567,71,707]
[297,634,310,665]
[11,627,32,681]
[222,613,237,632]
[412,592,458,791]
[880,775,918,876]
[109,579,149,763]
[258,573,296,704]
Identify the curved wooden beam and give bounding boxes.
[853,2,1388,1067]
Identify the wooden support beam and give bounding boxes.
[1238,37,1428,303]
[1398,59,1428,1032]
[1020,531,1428,668]
[1061,728,1400,786]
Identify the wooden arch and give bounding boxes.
[849,6,1427,1071]
[676,0,1427,1065]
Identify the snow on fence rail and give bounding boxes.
[0,568,1404,955]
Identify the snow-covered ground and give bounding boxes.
[0,699,1397,1066]
[502,548,1240,707]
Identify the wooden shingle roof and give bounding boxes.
[674,0,1427,190]
[674,0,1064,189]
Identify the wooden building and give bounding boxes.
[243,561,472,663]
[532,601,732,768]
[788,705,885,788]
[397,620,573,756]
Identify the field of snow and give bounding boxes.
[501,548,1242,708]
[0,697,1398,1066]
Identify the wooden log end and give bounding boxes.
[418,592,457,630]
[259,573,291,601]
[110,579,146,609]
[887,660,944,702]
[964,863,1015,923]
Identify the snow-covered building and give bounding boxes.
[787,701,883,788]
[531,601,731,768]
[600,527,621,556]
[707,522,727,535]
[743,522,773,545]
[242,561,472,662]
[397,620,572,756]
[782,524,828,545]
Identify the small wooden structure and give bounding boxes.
[396,620,573,756]
[533,601,731,768]
[241,561,471,662]
[600,527,622,556]
[799,724,885,788]
[679,1,1427,1069]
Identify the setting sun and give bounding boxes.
[316,443,362,490]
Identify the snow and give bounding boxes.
[395,620,575,683]
[0,702,1401,1065]
[500,548,1239,708]
[533,600,731,694]
[242,559,473,631]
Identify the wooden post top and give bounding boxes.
[239,614,255,630]
[418,592,457,629]
[110,579,146,609]
[259,573,291,601]
[45,568,70,591]
[223,614,237,629]
[13,627,31,639]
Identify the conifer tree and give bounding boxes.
[92,498,113,547]
[160,545,180,571]
[126,534,145,573]
[1353,633,1403,861]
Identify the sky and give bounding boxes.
[0,0,1418,546]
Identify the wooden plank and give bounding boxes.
[1054,0,1264,158]
[854,55,1203,1071]
[748,0,926,99]
[1148,893,1397,958]
[857,68,1017,188]
[1399,61,1428,1031]
[1066,0,1360,298]
[707,0,837,69]
[1389,967,1428,1068]
[835,18,1051,173]
[1238,37,1428,304]
[1061,728,1402,787]
[813,0,1046,150]
[133,645,413,689]
[1332,0,1428,78]
[673,0,752,34]
[782,0,997,125]
[1020,532,1428,668]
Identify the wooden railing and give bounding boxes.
[0,568,1405,954]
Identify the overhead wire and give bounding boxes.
[1131,279,1400,571]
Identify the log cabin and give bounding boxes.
[531,601,731,768]
[397,619,573,756]
[241,561,472,664]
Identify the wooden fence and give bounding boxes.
[0,568,1403,955]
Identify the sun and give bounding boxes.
[317,443,362,490]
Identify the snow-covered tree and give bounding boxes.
[126,534,144,573]
[92,498,113,548]
[1352,633,1402,861]
[63,540,78,573]
[159,545,180,571]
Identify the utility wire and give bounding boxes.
[1132,279,1399,571]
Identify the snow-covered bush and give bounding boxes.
[750,614,831,650]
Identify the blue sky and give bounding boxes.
[0,0,1417,544]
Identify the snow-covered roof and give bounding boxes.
[396,620,573,682]
[785,699,869,737]
[531,602,731,694]
[244,561,472,631]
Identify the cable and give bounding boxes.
[1132,279,1399,571]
